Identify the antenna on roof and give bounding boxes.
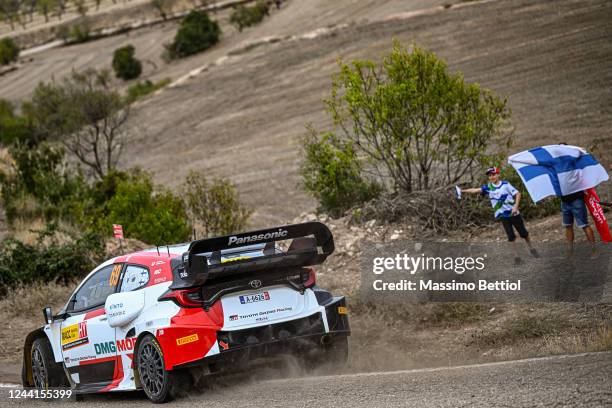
[156,246,160,256]
[192,228,197,241]
[167,246,170,257]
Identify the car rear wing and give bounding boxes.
[171,222,334,289]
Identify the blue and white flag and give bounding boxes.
[508,144,609,203]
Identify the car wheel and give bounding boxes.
[136,334,190,403]
[31,338,65,389]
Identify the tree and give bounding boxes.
[0,37,19,65]
[112,44,142,80]
[0,0,23,30]
[73,0,86,16]
[164,10,220,60]
[36,0,56,22]
[151,0,170,21]
[229,1,268,32]
[322,41,512,194]
[182,170,251,237]
[25,69,129,179]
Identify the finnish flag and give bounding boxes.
[508,144,609,203]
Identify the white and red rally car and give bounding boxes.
[22,222,350,403]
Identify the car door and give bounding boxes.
[61,263,122,388]
[111,264,151,386]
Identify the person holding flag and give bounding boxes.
[458,166,539,265]
[508,144,611,258]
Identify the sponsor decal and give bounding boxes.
[109,264,122,286]
[151,260,166,267]
[61,322,89,350]
[218,340,229,351]
[153,268,162,275]
[176,333,199,346]
[229,307,293,322]
[239,291,270,304]
[108,303,126,319]
[221,256,252,264]
[228,229,288,246]
[64,355,97,364]
[94,338,136,355]
[154,277,167,284]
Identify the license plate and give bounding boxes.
[239,292,270,304]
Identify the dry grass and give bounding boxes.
[0,282,76,361]
[0,281,75,318]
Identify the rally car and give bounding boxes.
[21,222,349,403]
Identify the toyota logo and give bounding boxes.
[249,279,262,289]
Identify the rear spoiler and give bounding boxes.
[171,222,334,289]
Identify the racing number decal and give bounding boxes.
[109,264,122,286]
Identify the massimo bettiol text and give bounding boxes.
[360,241,610,303]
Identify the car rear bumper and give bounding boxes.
[174,296,349,370]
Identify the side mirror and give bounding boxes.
[105,291,145,328]
[43,307,53,324]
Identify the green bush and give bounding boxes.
[69,24,90,43]
[92,171,191,244]
[125,78,171,103]
[0,227,104,292]
[112,45,142,81]
[229,1,269,32]
[0,99,31,146]
[0,37,19,65]
[300,130,382,217]
[0,143,89,226]
[165,10,220,60]
[183,170,252,237]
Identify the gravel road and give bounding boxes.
[5,352,610,407]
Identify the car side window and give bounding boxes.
[72,264,120,311]
[120,265,150,293]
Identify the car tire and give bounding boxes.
[31,337,66,389]
[136,334,190,403]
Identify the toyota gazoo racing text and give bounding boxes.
[22,222,350,403]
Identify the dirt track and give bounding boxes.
[4,352,610,407]
[2,0,611,227]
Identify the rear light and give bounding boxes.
[301,267,316,288]
[158,288,203,308]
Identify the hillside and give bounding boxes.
[1,0,610,227]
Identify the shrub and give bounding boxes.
[300,130,382,217]
[0,37,19,65]
[97,171,191,244]
[69,23,90,43]
[229,1,269,32]
[0,99,31,146]
[182,170,252,237]
[165,10,220,60]
[0,226,104,293]
[0,143,89,226]
[112,45,142,81]
[125,78,171,103]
